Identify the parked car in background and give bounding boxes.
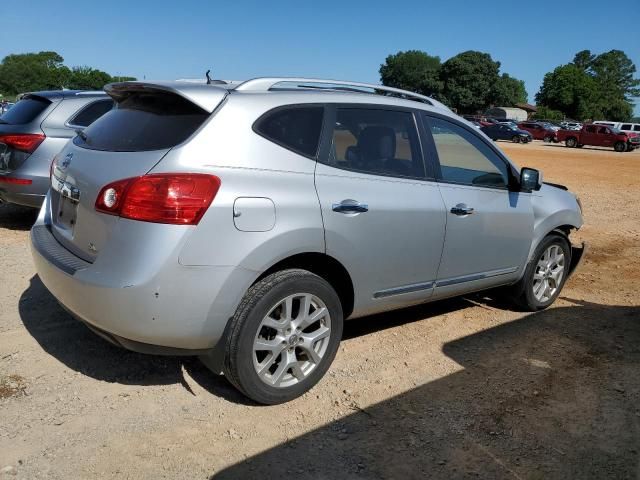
[559,121,582,131]
[557,124,638,152]
[0,90,113,207]
[31,77,584,404]
[618,122,640,136]
[517,121,558,142]
[481,123,532,143]
[0,102,15,115]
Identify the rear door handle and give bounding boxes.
[450,203,474,216]
[332,201,369,214]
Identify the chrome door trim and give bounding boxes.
[435,266,518,288]
[373,280,435,299]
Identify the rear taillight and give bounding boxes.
[0,177,32,185]
[95,173,221,225]
[0,133,45,153]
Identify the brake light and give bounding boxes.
[95,173,221,225]
[0,133,45,153]
[0,177,32,185]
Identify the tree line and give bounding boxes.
[0,52,136,100]
[380,49,639,121]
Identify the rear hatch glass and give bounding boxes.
[0,95,51,125]
[74,91,209,151]
[50,88,218,261]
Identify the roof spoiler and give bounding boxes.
[104,81,228,113]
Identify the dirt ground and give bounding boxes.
[0,141,638,479]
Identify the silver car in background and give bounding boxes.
[30,78,585,404]
[0,91,113,207]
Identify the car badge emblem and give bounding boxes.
[61,153,73,169]
[88,242,97,253]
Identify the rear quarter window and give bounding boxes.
[74,91,209,152]
[253,106,324,158]
[69,99,114,127]
[0,95,52,125]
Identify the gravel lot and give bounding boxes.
[1,142,639,479]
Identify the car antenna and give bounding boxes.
[205,69,227,85]
[206,70,212,85]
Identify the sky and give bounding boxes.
[1,0,639,115]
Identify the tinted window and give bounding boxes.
[586,125,596,133]
[0,95,51,125]
[74,91,209,152]
[634,125,640,132]
[69,99,114,127]
[621,124,632,130]
[327,108,423,178]
[597,126,610,134]
[427,116,509,188]
[254,106,323,157]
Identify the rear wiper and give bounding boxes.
[75,129,88,142]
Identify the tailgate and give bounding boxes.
[49,84,227,261]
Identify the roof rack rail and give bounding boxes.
[235,77,449,110]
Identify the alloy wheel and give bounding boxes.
[253,293,331,388]
[532,245,566,303]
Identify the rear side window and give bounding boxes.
[0,95,51,125]
[74,91,209,152]
[426,116,509,188]
[69,99,114,127]
[326,108,424,178]
[620,124,632,130]
[254,106,324,158]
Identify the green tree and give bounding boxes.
[490,73,527,106]
[0,51,136,97]
[379,50,442,97]
[439,51,500,113]
[535,64,598,120]
[533,105,564,121]
[67,66,113,90]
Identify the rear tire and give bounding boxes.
[223,269,343,405]
[565,137,577,148]
[543,135,553,143]
[511,234,571,312]
[614,141,626,152]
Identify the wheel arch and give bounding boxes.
[253,252,355,320]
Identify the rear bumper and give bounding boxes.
[0,172,48,208]
[30,222,254,351]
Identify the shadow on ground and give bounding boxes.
[0,203,38,231]
[214,300,640,480]
[18,276,478,404]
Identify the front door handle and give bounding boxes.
[332,201,368,214]
[450,203,474,216]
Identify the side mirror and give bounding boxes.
[520,167,542,192]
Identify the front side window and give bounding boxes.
[327,108,424,178]
[69,99,114,127]
[621,124,632,130]
[586,125,596,133]
[597,126,610,134]
[254,106,324,158]
[426,115,510,188]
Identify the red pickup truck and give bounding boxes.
[556,124,639,152]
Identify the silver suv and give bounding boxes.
[30,78,585,404]
[0,90,113,207]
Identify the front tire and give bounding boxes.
[512,135,520,143]
[614,141,626,152]
[543,135,553,143]
[512,234,571,311]
[223,269,343,404]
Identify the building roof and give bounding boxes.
[515,103,537,112]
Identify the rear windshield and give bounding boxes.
[74,91,209,151]
[0,95,51,125]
